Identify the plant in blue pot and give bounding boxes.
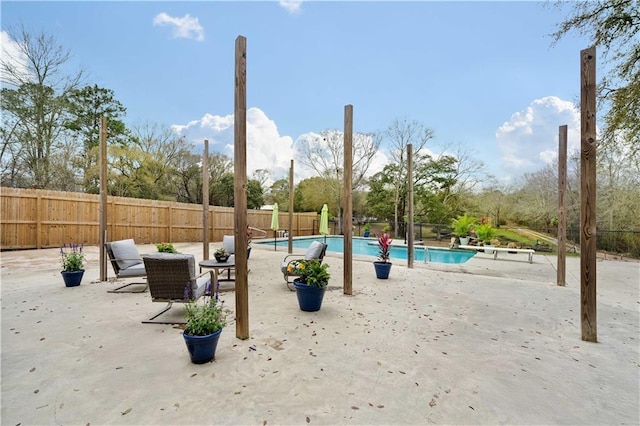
[373,233,392,279]
[182,283,229,364]
[60,243,85,287]
[289,259,330,312]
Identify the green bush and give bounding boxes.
[156,242,177,253]
[475,223,495,241]
[451,214,477,237]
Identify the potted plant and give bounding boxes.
[289,259,330,311]
[60,243,85,287]
[373,233,393,279]
[183,283,229,364]
[451,214,476,246]
[156,242,177,253]
[475,223,496,253]
[362,223,371,238]
[214,247,230,262]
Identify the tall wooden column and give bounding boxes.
[557,126,567,286]
[407,143,414,268]
[580,46,597,342]
[288,159,294,254]
[202,140,209,260]
[99,117,108,281]
[343,105,353,295]
[234,35,249,340]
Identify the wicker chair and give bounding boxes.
[142,253,212,324]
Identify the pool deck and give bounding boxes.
[1,241,639,425]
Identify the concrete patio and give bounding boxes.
[1,241,638,425]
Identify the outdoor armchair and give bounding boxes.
[105,239,147,293]
[142,253,212,324]
[281,240,327,290]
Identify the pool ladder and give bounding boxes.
[423,246,432,263]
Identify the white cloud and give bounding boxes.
[153,13,204,42]
[279,0,303,14]
[172,110,390,187]
[172,107,301,186]
[496,96,581,177]
[0,31,32,86]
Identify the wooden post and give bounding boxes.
[407,143,414,268]
[343,105,353,295]
[557,126,567,286]
[36,195,42,249]
[202,140,209,260]
[580,46,597,342]
[99,116,108,281]
[288,159,294,253]
[234,35,249,340]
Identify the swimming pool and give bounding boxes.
[258,236,475,264]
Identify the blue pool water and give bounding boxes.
[258,236,475,264]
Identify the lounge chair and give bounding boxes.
[281,241,328,290]
[222,234,252,257]
[105,239,148,293]
[217,234,254,279]
[141,253,212,324]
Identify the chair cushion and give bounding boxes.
[305,241,325,260]
[110,239,142,270]
[192,275,211,299]
[116,262,146,277]
[223,235,235,254]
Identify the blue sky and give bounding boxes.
[1,1,591,186]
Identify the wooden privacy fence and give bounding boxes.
[0,187,317,250]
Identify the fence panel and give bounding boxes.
[1,187,317,250]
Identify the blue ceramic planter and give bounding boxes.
[293,279,326,312]
[183,328,222,364]
[373,262,392,279]
[61,270,84,287]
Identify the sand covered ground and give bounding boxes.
[1,241,638,425]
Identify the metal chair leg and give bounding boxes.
[107,281,148,293]
[141,301,185,324]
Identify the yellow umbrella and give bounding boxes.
[319,204,329,243]
[270,203,279,251]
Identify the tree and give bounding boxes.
[268,178,290,209]
[366,152,459,229]
[551,0,640,160]
[384,118,435,237]
[413,153,458,224]
[366,166,396,222]
[174,150,203,204]
[64,84,128,193]
[211,172,264,209]
[296,129,381,231]
[294,177,334,213]
[0,26,84,189]
[212,173,235,207]
[247,179,265,210]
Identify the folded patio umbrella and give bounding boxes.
[319,204,329,243]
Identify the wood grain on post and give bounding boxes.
[557,126,567,286]
[580,46,597,342]
[99,116,108,281]
[202,140,209,260]
[288,159,294,253]
[234,35,249,340]
[343,105,353,295]
[407,143,414,268]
